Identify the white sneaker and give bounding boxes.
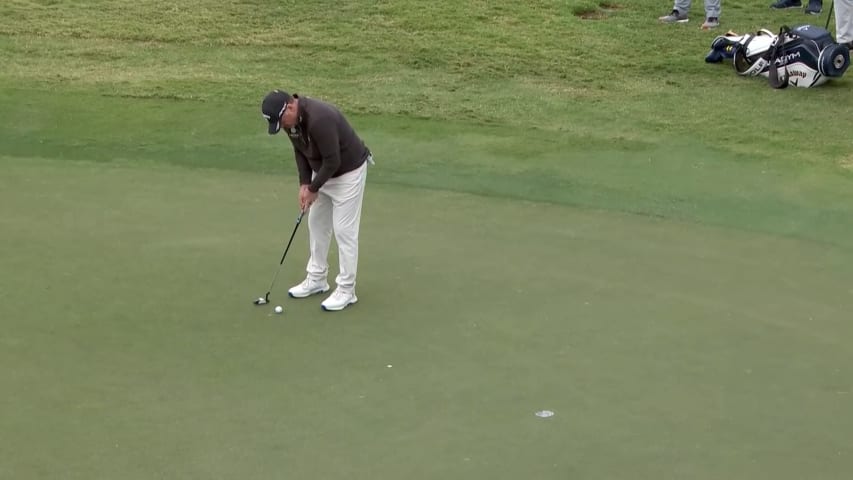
[288,278,330,298]
[321,288,358,311]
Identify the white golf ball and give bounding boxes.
[274,305,283,314]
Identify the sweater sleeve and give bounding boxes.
[293,146,313,186]
[307,118,341,193]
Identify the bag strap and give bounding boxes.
[767,25,792,89]
[734,34,764,76]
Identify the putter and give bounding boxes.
[253,209,305,305]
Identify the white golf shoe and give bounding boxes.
[321,288,358,311]
[287,278,330,298]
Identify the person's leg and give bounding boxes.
[701,0,720,28]
[659,0,690,21]
[705,0,720,18]
[674,0,692,14]
[330,163,368,293]
[806,0,822,14]
[315,161,368,311]
[288,191,333,297]
[837,0,853,44]
[306,191,334,282]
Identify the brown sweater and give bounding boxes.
[285,95,370,193]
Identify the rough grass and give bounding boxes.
[2,1,851,168]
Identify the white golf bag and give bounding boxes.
[706,24,850,88]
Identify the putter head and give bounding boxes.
[253,294,270,305]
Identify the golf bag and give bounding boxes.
[705,24,850,88]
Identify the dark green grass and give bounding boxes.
[2,158,852,479]
[2,89,852,248]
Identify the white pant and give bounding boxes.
[836,0,853,44]
[305,160,368,292]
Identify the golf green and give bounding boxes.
[2,157,851,479]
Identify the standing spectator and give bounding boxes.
[835,0,853,48]
[659,0,721,30]
[770,0,822,15]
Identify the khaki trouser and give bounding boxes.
[305,158,369,293]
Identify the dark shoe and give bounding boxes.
[701,17,720,30]
[659,9,689,23]
[805,0,822,14]
[770,0,802,8]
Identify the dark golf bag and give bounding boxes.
[705,24,850,88]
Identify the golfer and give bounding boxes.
[261,90,372,311]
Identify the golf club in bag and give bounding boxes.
[253,209,305,306]
[826,1,834,31]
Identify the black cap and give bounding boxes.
[261,90,293,135]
